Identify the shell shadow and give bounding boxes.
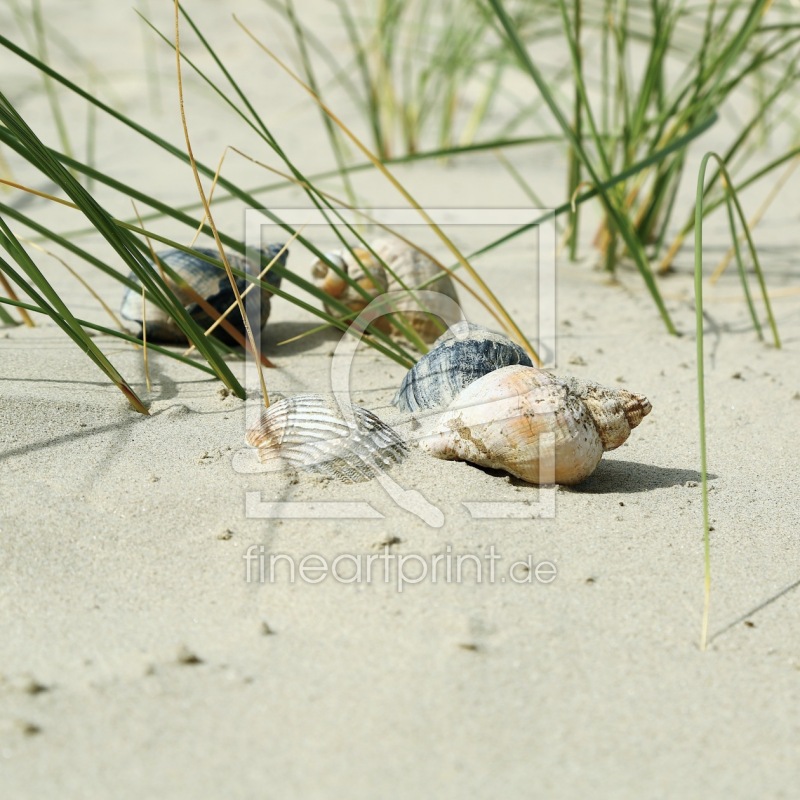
[570,459,718,494]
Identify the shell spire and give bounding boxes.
[561,377,652,451]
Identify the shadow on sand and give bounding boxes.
[570,459,718,494]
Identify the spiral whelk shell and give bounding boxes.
[121,244,287,344]
[246,394,408,483]
[418,364,652,485]
[393,321,534,413]
[311,236,460,344]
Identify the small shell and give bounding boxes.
[246,394,408,483]
[393,321,534,413]
[120,244,287,344]
[311,236,460,344]
[311,248,392,334]
[418,364,651,485]
[371,237,460,343]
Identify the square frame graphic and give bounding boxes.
[241,208,557,524]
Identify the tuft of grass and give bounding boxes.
[481,0,798,334]
[0,84,247,406]
[0,217,149,414]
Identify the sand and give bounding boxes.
[1,2,799,798]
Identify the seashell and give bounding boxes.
[310,247,392,334]
[311,236,459,343]
[418,364,651,485]
[120,244,288,344]
[393,321,534,413]
[246,393,408,483]
[371,236,460,343]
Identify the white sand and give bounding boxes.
[1,3,800,798]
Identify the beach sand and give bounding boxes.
[1,3,799,797]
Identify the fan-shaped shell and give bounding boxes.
[418,364,651,485]
[246,393,408,483]
[120,244,287,344]
[311,237,460,344]
[393,321,534,413]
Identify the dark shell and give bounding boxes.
[246,393,408,483]
[392,321,534,413]
[120,244,287,344]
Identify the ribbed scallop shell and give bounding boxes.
[120,244,287,344]
[393,321,534,413]
[246,394,408,483]
[418,364,651,485]
[311,237,460,344]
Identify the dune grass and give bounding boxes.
[485,0,797,332]
[264,0,519,159]
[0,0,793,417]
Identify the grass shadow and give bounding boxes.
[709,577,800,643]
[265,320,348,357]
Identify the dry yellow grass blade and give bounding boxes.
[0,269,34,326]
[20,236,124,330]
[0,177,75,208]
[181,233,300,358]
[174,0,271,407]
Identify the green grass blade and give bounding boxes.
[0,226,149,413]
[722,192,762,340]
[694,151,713,651]
[0,295,216,375]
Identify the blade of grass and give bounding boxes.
[722,192,762,341]
[0,295,217,375]
[0,225,149,413]
[31,0,74,163]
[694,152,713,652]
